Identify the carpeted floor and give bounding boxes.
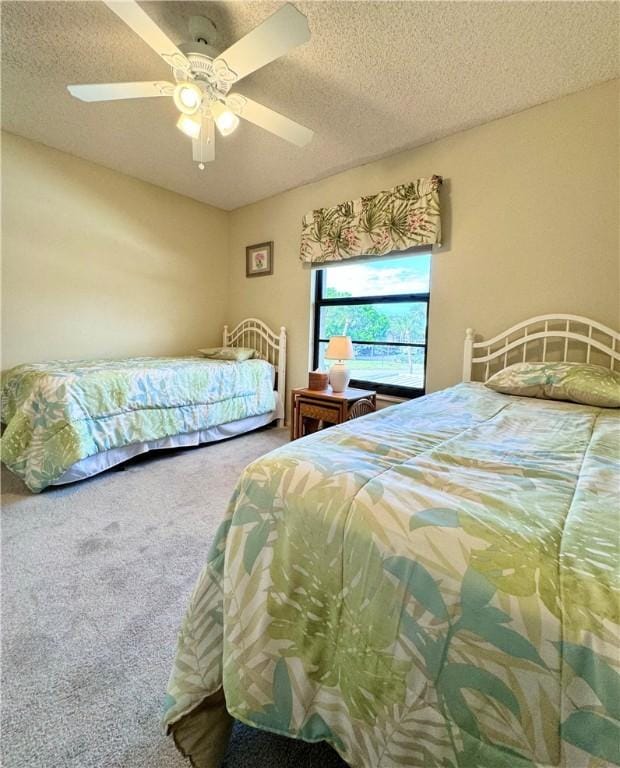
[1,426,349,768]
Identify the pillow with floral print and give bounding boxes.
[485,362,620,408]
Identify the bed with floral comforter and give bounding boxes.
[164,382,619,768]
[1,356,275,492]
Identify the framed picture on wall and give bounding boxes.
[246,242,274,277]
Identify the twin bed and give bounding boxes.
[0,319,286,492]
[161,315,619,768]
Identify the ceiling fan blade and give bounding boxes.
[67,81,174,102]
[214,3,310,84]
[227,94,313,147]
[103,1,190,72]
[192,116,215,163]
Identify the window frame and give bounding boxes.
[312,263,430,399]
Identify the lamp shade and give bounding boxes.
[211,100,240,137]
[325,336,354,360]
[176,114,201,139]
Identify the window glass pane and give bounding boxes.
[317,341,425,390]
[319,302,427,344]
[322,253,430,298]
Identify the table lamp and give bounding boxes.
[324,336,354,393]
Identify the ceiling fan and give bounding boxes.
[67,1,313,169]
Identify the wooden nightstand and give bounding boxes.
[290,387,377,440]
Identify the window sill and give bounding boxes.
[377,394,408,404]
[350,379,424,400]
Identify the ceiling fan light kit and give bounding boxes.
[176,113,201,140]
[210,100,240,137]
[216,111,239,137]
[173,82,202,114]
[67,1,314,168]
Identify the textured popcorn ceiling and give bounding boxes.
[2,1,618,210]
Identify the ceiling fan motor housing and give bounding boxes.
[179,38,221,63]
[177,36,234,96]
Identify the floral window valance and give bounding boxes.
[299,175,442,264]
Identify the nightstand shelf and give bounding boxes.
[290,387,376,440]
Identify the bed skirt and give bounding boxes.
[54,407,281,486]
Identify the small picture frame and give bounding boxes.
[246,241,274,278]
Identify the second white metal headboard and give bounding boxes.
[223,318,287,426]
[463,314,620,382]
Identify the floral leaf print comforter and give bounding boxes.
[1,357,275,492]
[164,383,620,768]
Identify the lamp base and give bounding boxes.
[329,362,351,393]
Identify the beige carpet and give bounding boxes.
[1,426,348,768]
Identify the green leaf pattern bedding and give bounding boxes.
[1,357,275,492]
[164,383,619,768]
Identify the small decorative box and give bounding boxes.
[308,371,329,390]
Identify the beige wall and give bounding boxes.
[227,80,620,400]
[2,81,618,399]
[1,132,228,369]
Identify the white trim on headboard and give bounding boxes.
[463,314,620,382]
[223,318,287,427]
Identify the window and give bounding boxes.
[313,252,431,398]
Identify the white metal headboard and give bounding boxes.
[463,314,620,382]
[223,318,287,426]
